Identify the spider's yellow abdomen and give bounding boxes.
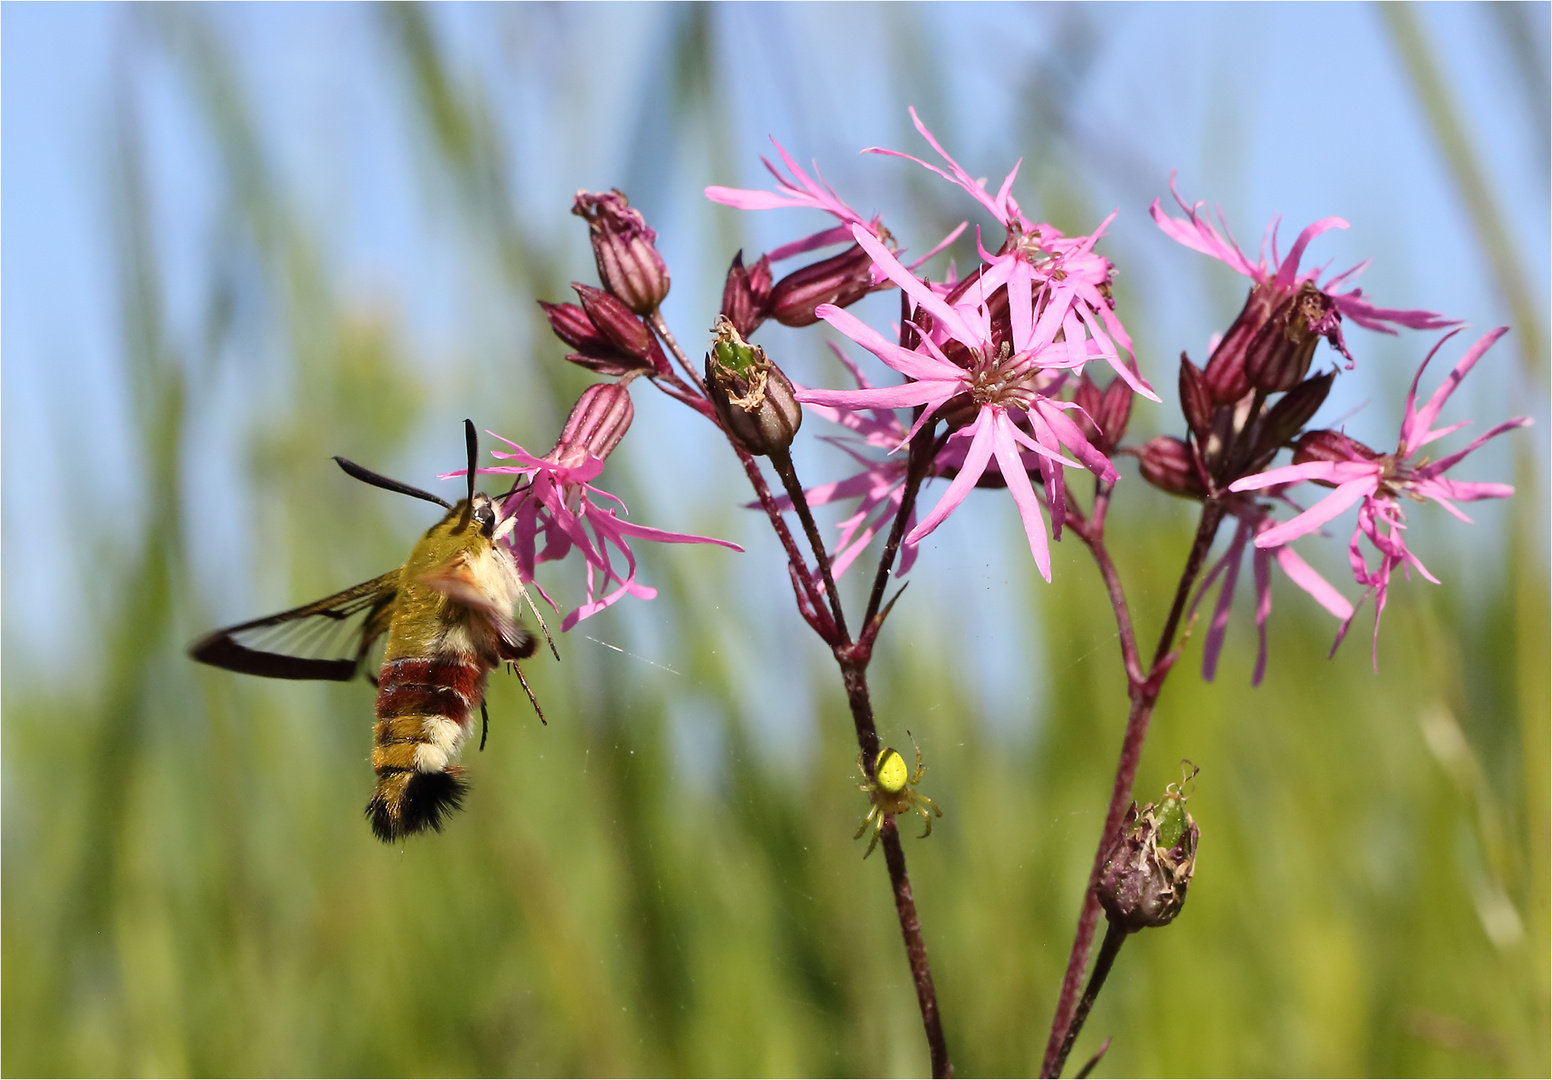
[875,748,909,793]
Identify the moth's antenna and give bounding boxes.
[464,418,478,506]
[334,457,453,509]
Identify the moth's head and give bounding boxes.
[434,492,500,550]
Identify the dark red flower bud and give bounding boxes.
[1072,374,1103,438]
[550,382,635,465]
[1178,354,1214,445]
[572,189,670,315]
[1255,370,1335,456]
[705,317,803,456]
[768,243,878,327]
[1244,281,1337,393]
[1096,765,1199,933]
[1136,436,1206,499]
[1072,373,1134,455]
[572,283,668,375]
[1097,376,1134,450]
[538,300,653,377]
[721,250,772,337]
[1203,284,1280,404]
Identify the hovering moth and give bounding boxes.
[190,420,548,842]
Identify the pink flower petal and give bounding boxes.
[1255,475,1380,547]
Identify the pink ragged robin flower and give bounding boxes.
[467,383,743,631]
[705,133,967,268]
[1190,494,1354,686]
[873,108,1155,400]
[706,135,875,259]
[1152,176,1457,401]
[1228,327,1529,663]
[800,224,1124,582]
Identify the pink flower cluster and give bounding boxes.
[714,109,1152,582]
[1230,327,1529,663]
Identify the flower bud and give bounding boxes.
[572,189,670,314]
[1244,281,1337,393]
[1095,765,1199,933]
[721,250,772,338]
[571,283,669,375]
[538,300,655,377]
[1136,436,1205,500]
[1177,354,1215,446]
[1292,428,1381,478]
[768,243,878,327]
[705,316,803,456]
[1202,285,1278,404]
[550,382,635,465]
[1255,370,1335,456]
[1072,373,1134,455]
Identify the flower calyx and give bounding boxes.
[768,232,890,328]
[1095,762,1200,933]
[548,382,635,468]
[572,189,670,315]
[705,316,803,456]
[721,249,773,338]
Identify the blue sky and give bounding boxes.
[5,4,1547,724]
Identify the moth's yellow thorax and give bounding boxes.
[384,501,491,660]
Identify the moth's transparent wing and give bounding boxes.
[189,571,400,681]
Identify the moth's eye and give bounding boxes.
[474,502,496,537]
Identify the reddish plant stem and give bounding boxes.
[650,314,951,1076]
[734,446,833,639]
[771,447,849,642]
[1051,921,1128,1079]
[860,432,940,637]
[647,310,706,394]
[881,816,952,1079]
[1040,500,1224,1077]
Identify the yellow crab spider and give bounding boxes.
[854,736,941,859]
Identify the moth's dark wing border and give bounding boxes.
[189,571,400,681]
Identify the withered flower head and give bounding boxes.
[1095,762,1200,932]
[704,316,803,456]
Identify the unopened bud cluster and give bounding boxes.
[540,282,668,378]
[704,317,803,457]
[1095,765,1200,933]
[1141,294,1340,502]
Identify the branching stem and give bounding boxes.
[1040,499,1224,1077]
[648,309,952,1078]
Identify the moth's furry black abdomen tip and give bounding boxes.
[366,770,469,843]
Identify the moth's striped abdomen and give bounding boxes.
[367,656,489,842]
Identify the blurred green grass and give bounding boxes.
[3,6,1546,1077]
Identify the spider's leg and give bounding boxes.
[863,817,884,859]
[854,803,879,840]
[911,739,924,785]
[915,799,934,839]
[919,793,941,818]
